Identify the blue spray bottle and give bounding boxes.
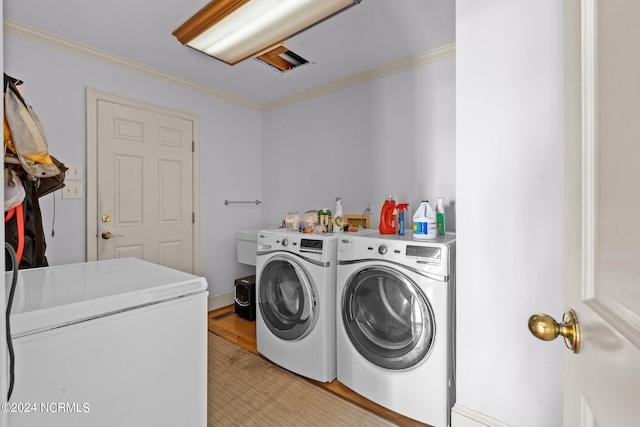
[396,204,409,236]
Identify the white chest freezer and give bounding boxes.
[5,258,208,427]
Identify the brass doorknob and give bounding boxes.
[528,309,581,353]
[102,230,113,239]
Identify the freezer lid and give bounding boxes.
[6,258,208,337]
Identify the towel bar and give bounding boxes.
[224,199,262,205]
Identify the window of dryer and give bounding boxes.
[259,256,318,341]
[342,266,435,370]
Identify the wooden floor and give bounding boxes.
[208,305,430,427]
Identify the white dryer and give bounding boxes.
[256,229,338,382]
[336,232,456,427]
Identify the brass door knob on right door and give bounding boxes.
[528,309,581,353]
[102,230,113,239]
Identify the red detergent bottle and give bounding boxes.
[379,195,398,234]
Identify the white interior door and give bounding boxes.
[89,93,198,274]
[562,0,640,424]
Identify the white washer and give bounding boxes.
[336,232,456,427]
[256,229,338,382]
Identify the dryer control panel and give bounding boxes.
[301,238,324,253]
[257,229,338,263]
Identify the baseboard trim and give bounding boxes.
[451,405,513,427]
[208,291,234,311]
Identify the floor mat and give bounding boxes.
[207,332,397,426]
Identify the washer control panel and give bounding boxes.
[365,242,441,263]
[406,245,441,261]
[337,233,455,277]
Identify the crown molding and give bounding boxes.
[261,42,456,112]
[4,18,455,113]
[3,18,262,112]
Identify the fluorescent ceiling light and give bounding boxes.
[173,0,361,65]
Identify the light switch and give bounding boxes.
[65,164,83,180]
[62,182,83,199]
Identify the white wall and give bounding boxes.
[4,5,566,425]
[3,34,262,297]
[4,26,455,301]
[455,1,563,426]
[261,57,456,230]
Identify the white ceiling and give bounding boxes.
[4,0,455,105]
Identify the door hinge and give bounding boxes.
[192,212,195,224]
[192,141,195,152]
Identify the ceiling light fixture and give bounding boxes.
[173,0,362,66]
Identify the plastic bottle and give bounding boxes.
[396,203,409,236]
[412,200,437,240]
[436,198,445,236]
[379,195,397,234]
[333,197,344,232]
[319,208,332,233]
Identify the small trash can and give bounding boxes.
[234,275,256,321]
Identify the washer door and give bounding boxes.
[259,255,318,341]
[342,266,435,370]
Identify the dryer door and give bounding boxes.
[342,266,435,370]
[259,255,318,341]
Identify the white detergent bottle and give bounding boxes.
[333,197,344,232]
[412,200,437,240]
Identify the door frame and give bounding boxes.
[86,88,202,275]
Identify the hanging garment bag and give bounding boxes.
[4,73,60,178]
[3,74,62,269]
